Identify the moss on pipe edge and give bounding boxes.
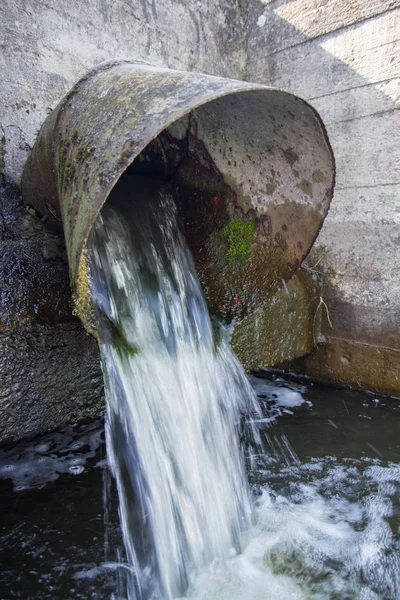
[72,249,96,336]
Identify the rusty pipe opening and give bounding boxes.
[21,60,334,327]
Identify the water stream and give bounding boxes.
[1,178,399,599]
[1,377,399,598]
[88,177,260,599]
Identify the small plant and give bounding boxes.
[313,295,333,345]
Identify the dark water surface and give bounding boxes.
[1,377,399,599]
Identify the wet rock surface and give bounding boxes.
[0,178,104,444]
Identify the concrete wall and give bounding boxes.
[0,0,399,442]
[1,0,243,182]
[243,0,400,394]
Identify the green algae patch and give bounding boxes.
[221,218,255,269]
[64,161,75,184]
[111,321,139,359]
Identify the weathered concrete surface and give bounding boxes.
[0,177,104,444]
[279,339,400,398]
[232,270,321,371]
[243,1,400,393]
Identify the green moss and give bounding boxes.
[110,321,138,359]
[76,144,94,162]
[117,150,130,167]
[221,218,255,268]
[72,249,96,335]
[57,137,80,186]
[65,161,75,183]
[58,137,69,165]
[210,314,225,352]
[71,130,79,143]
[65,85,78,101]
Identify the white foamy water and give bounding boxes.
[0,421,102,490]
[248,374,310,408]
[88,180,260,600]
[184,458,400,600]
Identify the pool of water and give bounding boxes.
[1,376,399,599]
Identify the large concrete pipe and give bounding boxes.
[21,60,334,332]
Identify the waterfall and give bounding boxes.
[88,176,260,599]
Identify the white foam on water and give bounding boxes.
[248,375,309,410]
[184,459,400,600]
[0,423,103,490]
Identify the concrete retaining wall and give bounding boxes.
[243,0,400,394]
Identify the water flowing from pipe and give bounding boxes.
[88,178,260,599]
